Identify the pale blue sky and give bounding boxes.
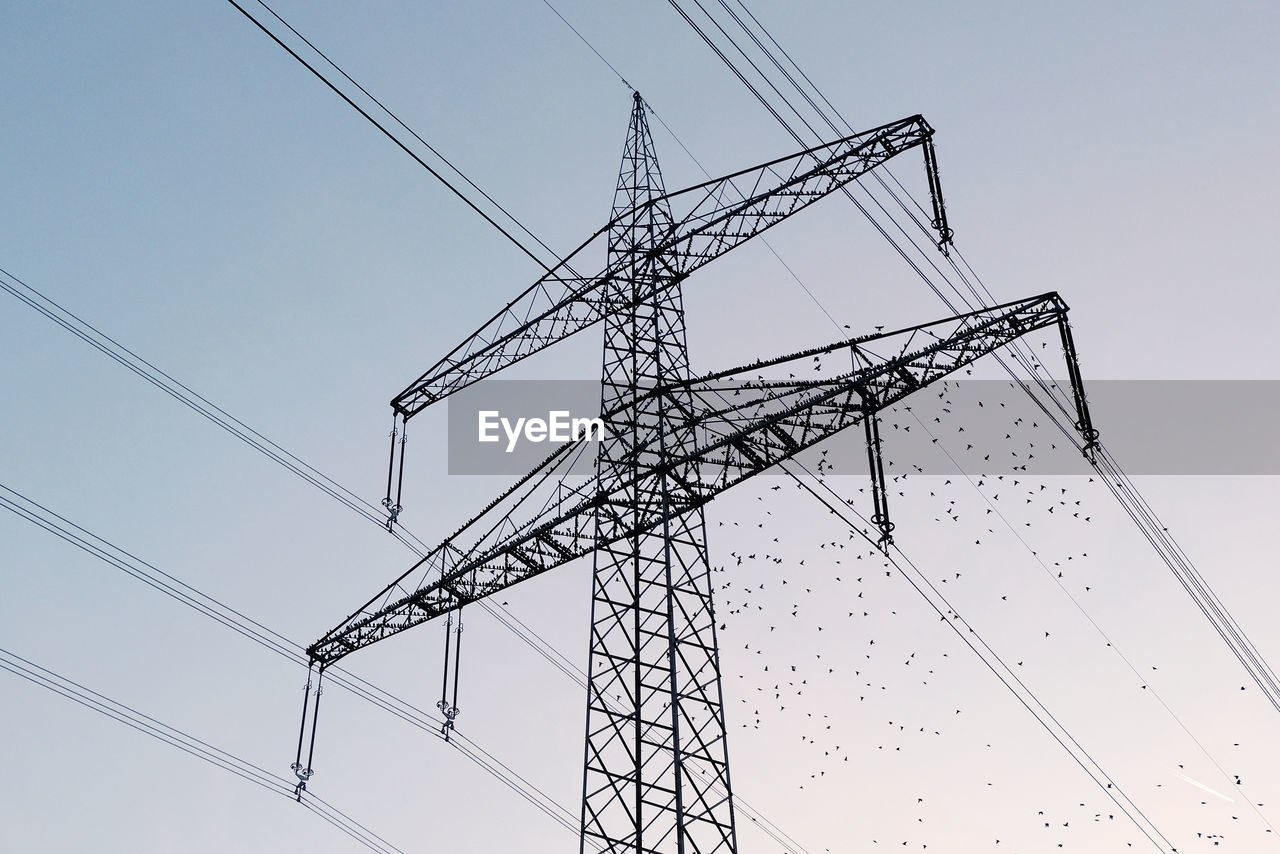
[2,2,1278,851]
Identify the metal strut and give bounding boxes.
[921,132,953,253]
[292,663,325,801]
[382,413,408,531]
[436,608,462,740]
[862,410,895,550]
[1057,316,1100,463]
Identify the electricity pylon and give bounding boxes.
[293,94,1099,853]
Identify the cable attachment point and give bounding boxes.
[1078,424,1101,465]
[290,763,313,801]
[871,514,895,554]
[381,497,402,530]
[435,698,460,739]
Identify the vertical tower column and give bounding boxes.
[580,94,738,854]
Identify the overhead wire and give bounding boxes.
[0,265,394,535]
[667,0,1079,425]
[0,480,595,843]
[733,0,1280,718]
[1094,447,1280,711]
[0,261,570,653]
[538,0,634,93]
[223,0,554,273]
[665,0,970,310]
[664,0,1085,456]
[718,0,961,255]
[678,0,1104,469]
[0,646,405,854]
[251,0,576,272]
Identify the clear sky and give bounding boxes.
[2,1,1278,852]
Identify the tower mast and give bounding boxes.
[581,92,737,853]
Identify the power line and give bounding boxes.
[223,0,554,272]
[226,3,1280,848]
[0,646,405,854]
[0,265,390,531]
[0,480,593,843]
[538,0,633,92]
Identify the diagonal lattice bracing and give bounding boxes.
[307,293,1095,664]
[390,115,945,419]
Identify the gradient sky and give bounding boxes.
[2,2,1278,852]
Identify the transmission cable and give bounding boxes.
[223,0,554,273]
[0,646,405,853]
[0,265,393,533]
[538,0,634,92]
[0,481,594,843]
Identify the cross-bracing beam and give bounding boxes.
[388,116,946,421]
[310,293,1096,666]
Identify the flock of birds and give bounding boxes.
[699,376,1269,851]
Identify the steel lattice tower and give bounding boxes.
[293,93,1099,854]
[582,94,736,853]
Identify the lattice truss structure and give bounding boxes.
[297,95,1098,854]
